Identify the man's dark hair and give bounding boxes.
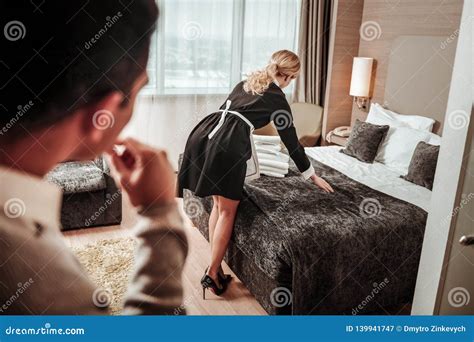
[0,0,158,138]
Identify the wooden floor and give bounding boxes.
[63,198,267,315]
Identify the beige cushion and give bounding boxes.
[254,102,324,147]
[291,103,323,146]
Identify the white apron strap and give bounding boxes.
[245,131,260,181]
[208,100,232,139]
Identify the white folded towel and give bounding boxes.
[260,170,285,178]
[255,146,279,155]
[258,158,289,172]
[255,144,281,153]
[256,150,289,163]
[253,134,281,144]
[253,136,289,178]
[260,164,288,175]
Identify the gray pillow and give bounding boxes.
[401,141,440,190]
[340,119,389,163]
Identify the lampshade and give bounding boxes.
[349,57,373,97]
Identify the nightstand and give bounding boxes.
[325,130,349,146]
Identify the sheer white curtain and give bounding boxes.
[242,0,299,81]
[123,0,300,169]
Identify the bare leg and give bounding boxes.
[208,197,226,277]
[207,196,240,284]
[208,196,219,252]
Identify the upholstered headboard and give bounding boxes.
[383,35,457,135]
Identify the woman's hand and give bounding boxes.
[310,174,334,193]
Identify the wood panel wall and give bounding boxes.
[351,0,464,124]
[322,0,463,143]
[321,0,364,145]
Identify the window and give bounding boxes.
[144,0,300,95]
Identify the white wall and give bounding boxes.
[412,0,473,315]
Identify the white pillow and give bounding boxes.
[366,103,435,132]
[375,126,431,174]
[427,132,442,146]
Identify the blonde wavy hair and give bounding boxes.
[243,50,300,96]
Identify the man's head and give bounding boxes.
[0,0,158,168]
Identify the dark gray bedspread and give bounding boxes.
[185,157,427,314]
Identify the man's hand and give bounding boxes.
[106,138,176,209]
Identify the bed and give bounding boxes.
[184,146,431,314]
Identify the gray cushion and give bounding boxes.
[401,141,439,190]
[46,161,107,194]
[341,119,389,163]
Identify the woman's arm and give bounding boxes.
[266,93,313,176]
[277,123,315,179]
[269,96,334,193]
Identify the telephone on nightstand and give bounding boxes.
[333,126,352,137]
[326,126,352,146]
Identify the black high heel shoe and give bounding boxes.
[201,268,227,299]
[218,268,232,284]
[203,266,232,285]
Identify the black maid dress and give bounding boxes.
[177,81,315,201]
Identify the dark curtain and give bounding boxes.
[293,0,333,106]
